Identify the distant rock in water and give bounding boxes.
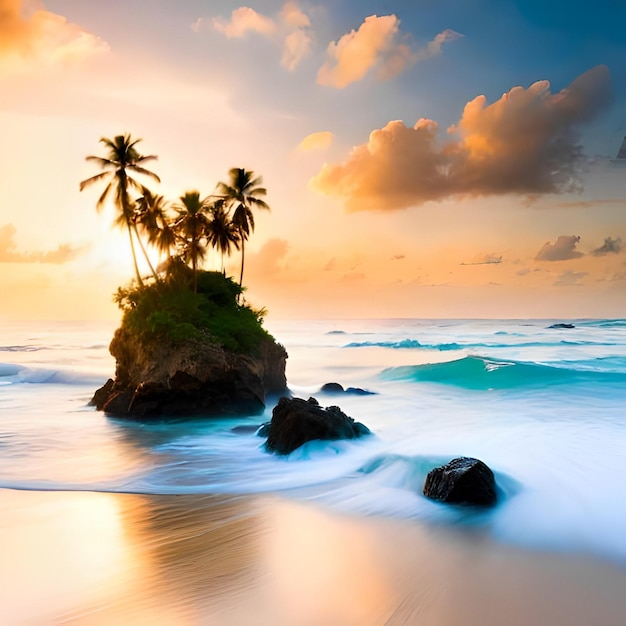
[263,396,371,455]
[90,326,287,418]
[423,457,497,506]
[548,323,575,329]
[320,382,376,396]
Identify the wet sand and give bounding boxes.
[1,488,626,625]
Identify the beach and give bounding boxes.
[2,488,626,625]
[2,318,626,623]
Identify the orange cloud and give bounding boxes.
[312,66,612,210]
[245,238,290,277]
[279,2,313,71]
[297,131,334,151]
[0,0,108,67]
[317,15,460,88]
[535,235,583,261]
[210,2,312,71]
[553,270,588,286]
[591,236,622,256]
[212,6,277,38]
[0,224,86,264]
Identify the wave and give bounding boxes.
[380,356,626,390]
[577,319,626,328]
[0,345,46,352]
[0,362,105,386]
[0,363,23,377]
[345,339,616,351]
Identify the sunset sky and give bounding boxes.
[1,0,625,320]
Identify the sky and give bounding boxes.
[1,0,625,320]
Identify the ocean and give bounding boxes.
[2,317,626,568]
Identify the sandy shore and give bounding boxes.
[1,488,626,625]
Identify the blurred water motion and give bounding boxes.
[2,489,626,625]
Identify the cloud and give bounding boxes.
[317,15,460,88]
[460,253,502,265]
[535,235,583,261]
[246,238,290,276]
[209,2,313,71]
[0,0,109,67]
[212,6,276,38]
[591,236,622,256]
[554,198,626,209]
[311,66,612,210]
[279,2,313,71]
[190,18,204,33]
[339,272,365,283]
[553,270,588,286]
[298,131,334,151]
[0,224,86,264]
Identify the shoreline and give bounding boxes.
[2,488,626,625]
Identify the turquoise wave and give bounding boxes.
[345,339,616,351]
[577,319,626,328]
[380,356,626,390]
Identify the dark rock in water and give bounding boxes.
[345,386,376,396]
[423,457,497,506]
[89,378,114,407]
[321,382,345,393]
[264,396,371,455]
[548,323,575,329]
[91,326,288,419]
[320,382,376,396]
[256,422,270,438]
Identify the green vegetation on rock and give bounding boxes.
[114,270,270,353]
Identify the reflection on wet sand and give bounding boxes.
[1,489,626,625]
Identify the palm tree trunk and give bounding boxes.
[133,224,159,281]
[193,256,197,293]
[127,223,144,286]
[238,233,245,303]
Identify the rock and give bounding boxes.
[423,457,497,506]
[256,422,270,438]
[320,382,344,393]
[320,382,376,396]
[90,378,114,408]
[264,396,371,455]
[91,326,288,419]
[548,323,575,329]
[345,386,376,396]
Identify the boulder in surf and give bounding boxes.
[423,456,497,506]
[264,396,371,455]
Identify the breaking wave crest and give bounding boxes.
[380,356,626,390]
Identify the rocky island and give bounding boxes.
[92,270,287,418]
[80,136,289,419]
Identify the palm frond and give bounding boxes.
[249,197,269,209]
[85,156,115,168]
[80,171,110,191]
[129,165,161,182]
[95,180,114,210]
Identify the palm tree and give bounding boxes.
[135,187,176,272]
[80,134,160,285]
[205,199,239,273]
[216,168,270,292]
[172,191,210,292]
